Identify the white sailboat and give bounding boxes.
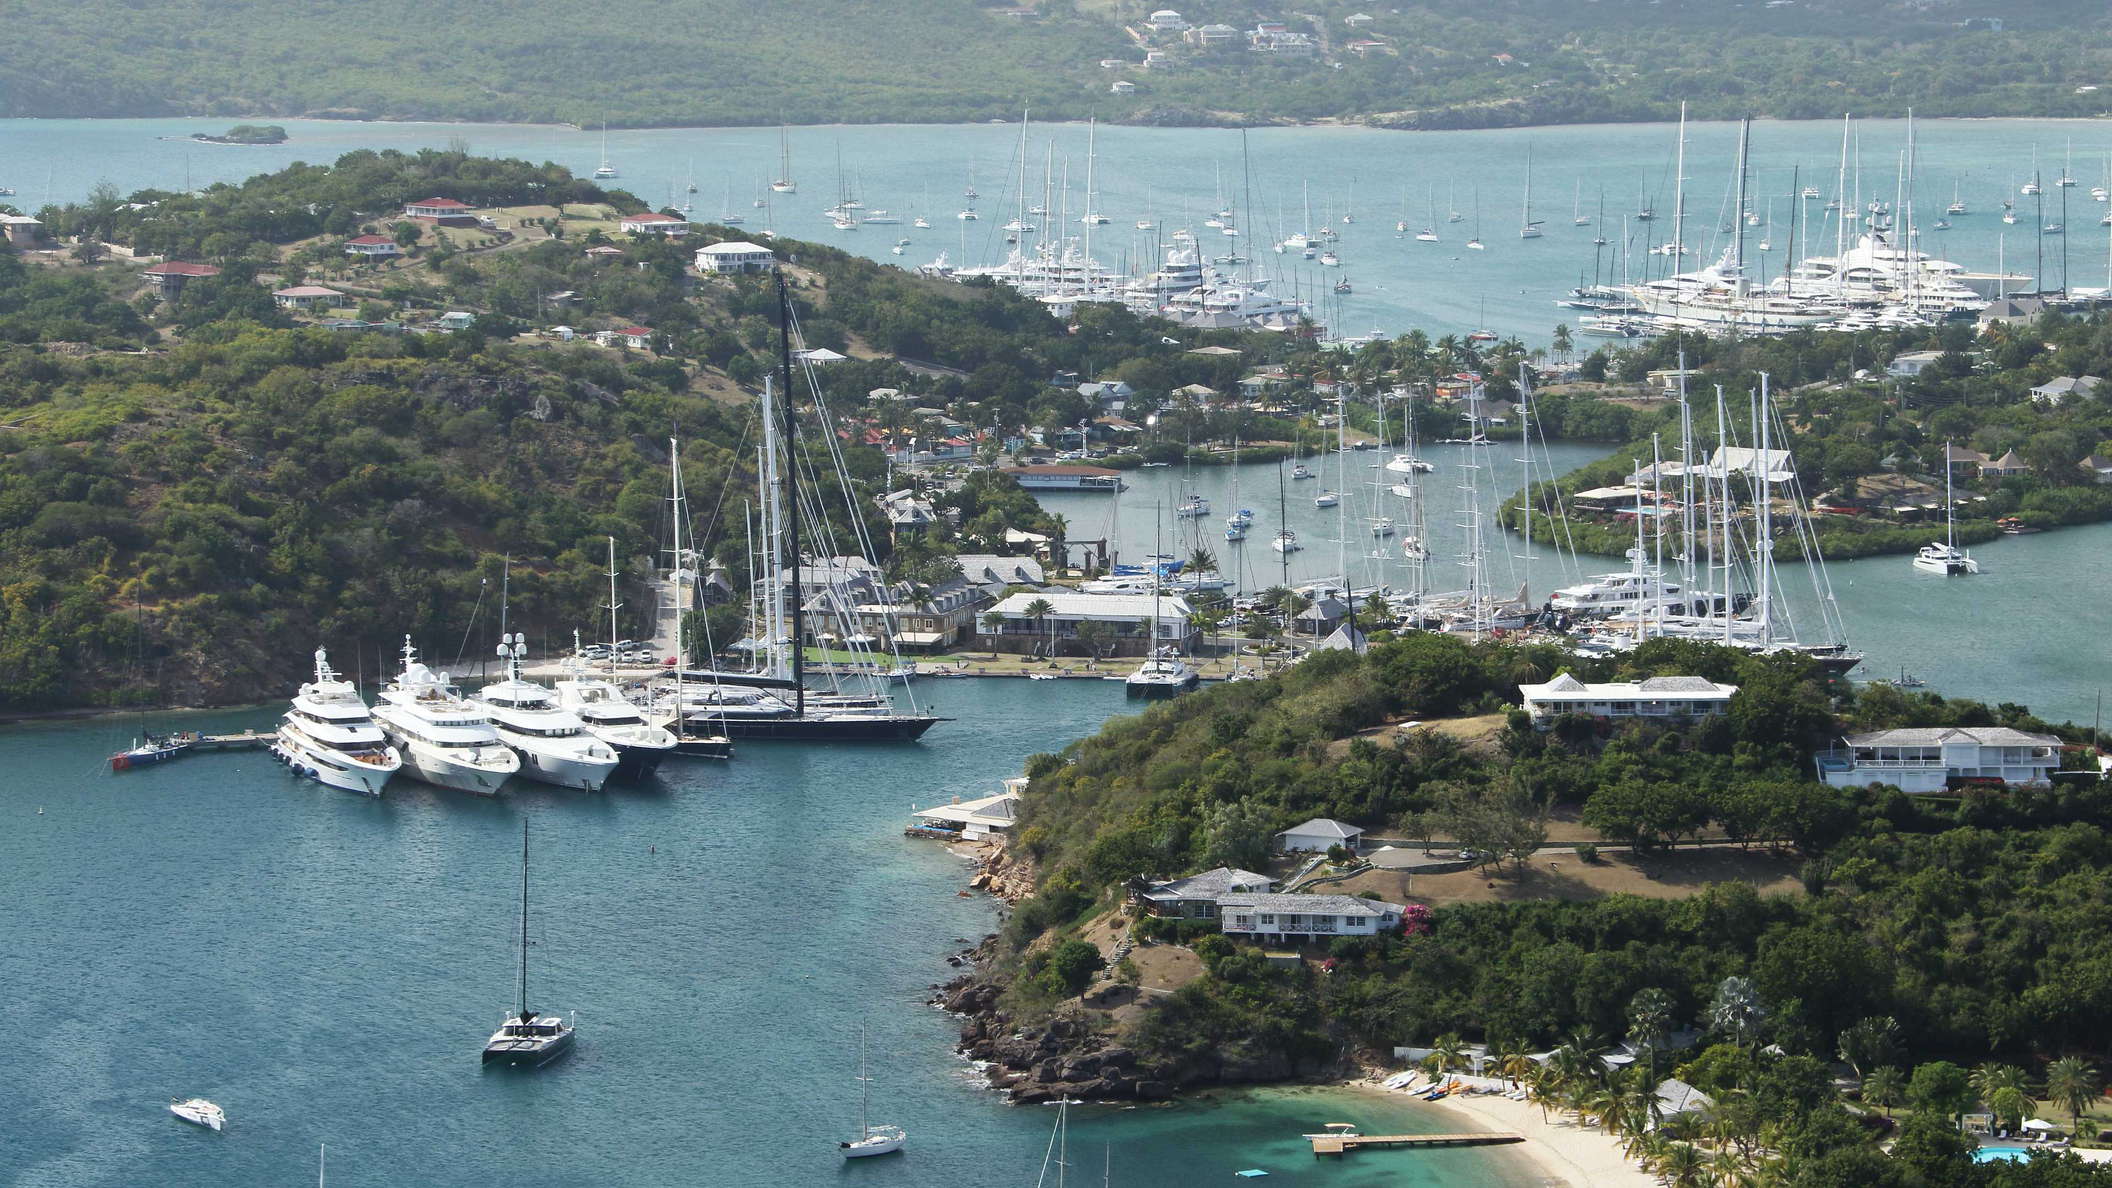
[1520,146,1543,239]
[1912,443,1981,575]
[592,120,617,180]
[839,1027,905,1158]
[481,820,576,1067]
[770,123,797,193]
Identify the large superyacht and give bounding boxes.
[370,638,521,794]
[475,633,621,792]
[273,646,401,796]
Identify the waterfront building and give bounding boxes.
[979,590,1195,656]
[1815,726,2062,792]
[998,464,1124,492]
[1518,673,1738,726]
[852,575,985,651]
[1217,893,1406,941]
[1131,867,1275,918]
[1275,817,1364,853]
[910,780,1023,840]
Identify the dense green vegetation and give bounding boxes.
[193,124,287,144]
[993,632,2112,1182]
[3,0,2109,128]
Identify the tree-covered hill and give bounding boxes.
[2,0,2110,128]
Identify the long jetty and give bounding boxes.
[1310,1131,1524,1156]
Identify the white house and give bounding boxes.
[1218,893,1406,941]
[1518,674,1738,726]
[1132,866,1276,918]
[1344,11,1375,27]
[1816,726,2063,793]
[1275,817,1364,853]
[2081,454,2112,484]
[693,241,777,274]
[1110,80,1137,94]
[403,196,475,221]
[343,234,402,258]
[1147,8,1188,31]
[1,214,42,247]
[1190,22,1240,46]
[620,211,690,237]
[594,326,654,350]
[271,284,343,310]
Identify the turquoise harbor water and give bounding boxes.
[3,679,1539,1187]
[5,115,2112,343]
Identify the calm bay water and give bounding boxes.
[4,115,2112,343]
[3,680,1536,1187]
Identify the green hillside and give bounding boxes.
[3,0,2112,128]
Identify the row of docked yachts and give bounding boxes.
[272,638,701,797]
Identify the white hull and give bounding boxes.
[389,737,517,794]
[504,736,618,792]
[274,728,397,796]
[842,1135,903,1158]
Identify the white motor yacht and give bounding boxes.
[1271,530,1302,554]
[1549,570,1696,618]
[371,638,521,795]
[274,646,400,796]
[1383,454,1434,474]
[552,659,678,780]
[476,634,619,792]
[170,1098,225,1130]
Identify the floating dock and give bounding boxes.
[192,730,275,751]
[1310,1131,1524,1156]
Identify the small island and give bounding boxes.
[191,124,287,145]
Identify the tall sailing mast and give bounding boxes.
[774,272,806,718]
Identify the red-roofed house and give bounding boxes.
[272,285,345,311]
[619,212,690,237]
[344,234,402,259]
[143,260,220,297]
[403,197,476,224]
[594,326,655,351]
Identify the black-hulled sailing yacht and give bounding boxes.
[482,820,575,1067]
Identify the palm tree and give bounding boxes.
[1649,1141,1709,1188]
[1971,1061,2028,1109]
[980,609,1005,639]
[1020,597,1055,658]
[2046,1056,2100,1136]
[1552,323,1574,363]
[1861,1066,1905,1118]
[1707,976,1767,1050]
[1187,546,1217,577]
[1422,1033,1469,1081]
[1496,1045,1536,1091]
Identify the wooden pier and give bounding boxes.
[1310,1131,1524,1156]
[192,730,275,752]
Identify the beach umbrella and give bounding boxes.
[2023,1118,2058,1131]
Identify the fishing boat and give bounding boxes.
[169,1098,225,1130]
[482,820,576,1067]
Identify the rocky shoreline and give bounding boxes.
[931,839,1340,1105]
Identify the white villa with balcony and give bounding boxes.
[1518,674,1739,726]
[1218,893,1406,942]
[1132,866,1276,918]
[1816,726,2063,793]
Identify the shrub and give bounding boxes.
[1574,842,1599,863]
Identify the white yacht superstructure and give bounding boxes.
[477,633,619,792]
[1777,230,1989,318]
[371,638,521,795]
[274,646,400,796]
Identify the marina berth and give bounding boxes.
[475,638,620,792]
[370,638,521,795]
[273,646,400,796]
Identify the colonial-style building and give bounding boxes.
[979,591,1195,657]
[1518,674,1738,726]
[403,197,477,224]
[1816,726,2063,793]
[694,241,777,273]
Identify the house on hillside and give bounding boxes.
[1980,449,2028,478]
[271,285,343,311]
[1218,893,1406,941]
[593,326,654,351]
[1887,350,1947,378]
[1816,726,2062,792]
[1275,817,1363,853]
[142,260,220,298]
[694,241,776,273]
[620,211,690,237]
[1518,674,1739,726]
[2030,375,2101,406]
[403,197,477,224]
[2081,454,2112,484]
[1147,8,1188,31]
[875,488,938,542]
[343,234,402,259]
[1131,867,1277,917]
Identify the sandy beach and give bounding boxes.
[1346,1078,1657,1188]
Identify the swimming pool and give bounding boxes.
[1975,1147,2031,1163]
